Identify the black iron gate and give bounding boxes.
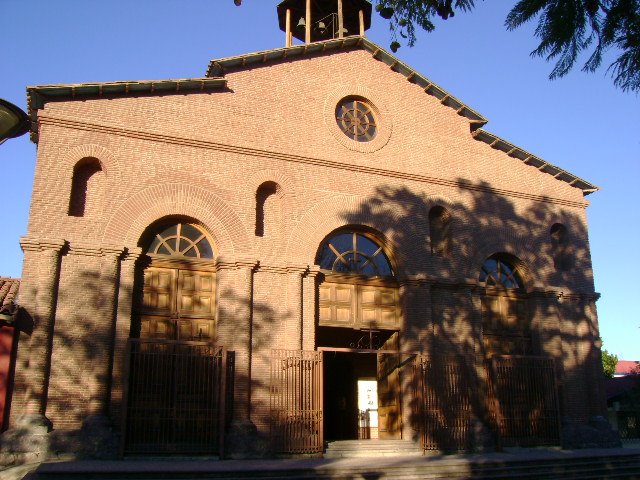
[415,354,560,452]
[416,355,477,452]
[269,349,323,454]
[123,339,227,455]
[488,355,560,447]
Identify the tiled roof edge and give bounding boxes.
[26,78,227,142]
[472,129,599,195]
[0,277,20,308]
[205,36,488,127]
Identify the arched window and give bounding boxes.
[146,222,213,259]
[317,231,393,277]
[68,157,103,217]
[429,206,451,256]
[479,254,531,356]
[550,223,571,271]
[479,256,523,290]
[136,220,216,342]
[316,229,399,330]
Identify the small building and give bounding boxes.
[3,0,613,458]
[615,360,640,377]
[0,277,20,432]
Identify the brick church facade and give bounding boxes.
[3,1,615,459]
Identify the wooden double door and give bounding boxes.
[139,265,216,341]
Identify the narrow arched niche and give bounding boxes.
[429,205,451,256]
[550,223,572,271]
[255,181,280,237]
[68,157,103,217]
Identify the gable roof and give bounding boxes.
[25,36,598,195]
[206,36,598,195]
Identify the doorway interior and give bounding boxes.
[318,326,401,442]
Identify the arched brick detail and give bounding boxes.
[246,169,297,201]
[463,230,540,290]
[285,195,408,273]
[102,184,252,257]
[425,194,455,210]
[60,144,121,184]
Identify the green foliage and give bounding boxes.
[602,347,619,378]
[375,0,640,92]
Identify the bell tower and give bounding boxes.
[277,0,372,46]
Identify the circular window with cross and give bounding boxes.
[335,97,378,142]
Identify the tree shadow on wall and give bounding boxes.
[4,260,288,460]
[338,180,604,452]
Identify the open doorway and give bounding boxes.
[319,328,403,442]
[323,351,379,441]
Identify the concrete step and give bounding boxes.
[19,449,640,480]
[324,439,423,458]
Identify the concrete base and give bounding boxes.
[472,419,496,453]
[0,414,52,457]
[561,415,622,449]
[225,419,269,459]
[78,414,119,459]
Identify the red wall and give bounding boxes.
[0,326,16,431]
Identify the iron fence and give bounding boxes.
[269,349,323,454]
[123,339,227,455]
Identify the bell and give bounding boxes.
[316,21,327,35]
[296,17,306,31]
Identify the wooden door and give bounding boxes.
[377,352,401,439]
[140,266,215,341]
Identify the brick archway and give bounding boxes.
[102,183,253,257]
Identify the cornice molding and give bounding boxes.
[38,114,589,209]
[19,236,66,253]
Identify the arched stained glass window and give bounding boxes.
[479,256,523,290]
[317,231,393,277]
[146,222,213,259]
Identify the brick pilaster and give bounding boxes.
[19,237,66,418]
[302,265,320,351]
[110,247,142,426]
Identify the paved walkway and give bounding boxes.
[2,446,640,480]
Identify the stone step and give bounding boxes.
[20,450,640,480]
[324,439,423,458]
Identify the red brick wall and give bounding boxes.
[12,47,603,438]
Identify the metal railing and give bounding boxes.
[122,339,227,455]
[269,349,323,454]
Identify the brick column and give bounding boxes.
[110,247,142,426]
[19,237,65,425]
[302,265,320,351]
[217,257,262,458]
[86,246,123,417]
[584,294,606,417]
[286,265,307,350]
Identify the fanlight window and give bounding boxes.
[317,232,393,277]
[146,222,213,259]
[479,257,523,290]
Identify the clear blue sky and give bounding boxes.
[1,1,638,359]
